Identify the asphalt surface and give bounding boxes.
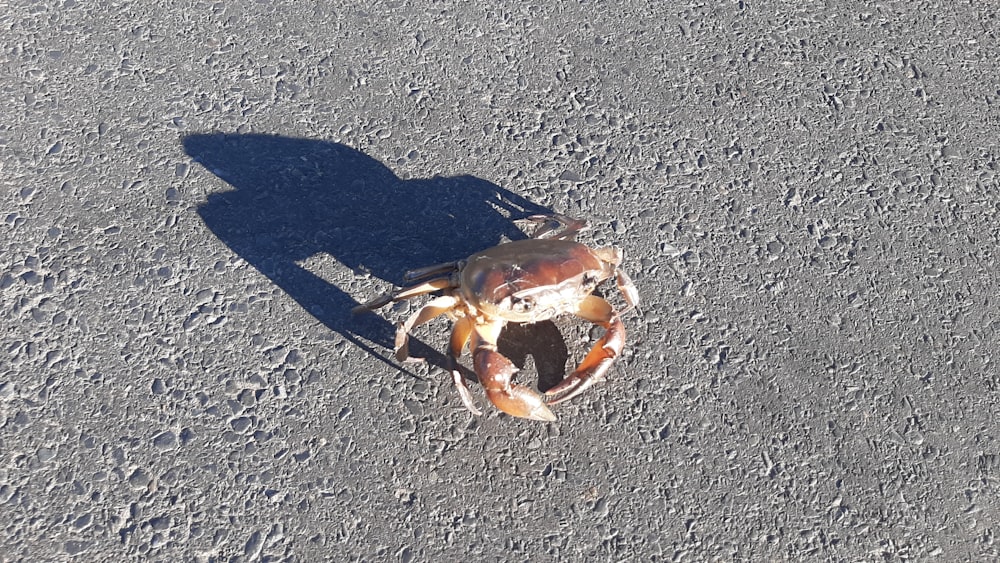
[3,1,999,561]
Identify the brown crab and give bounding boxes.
[352,214,638,421]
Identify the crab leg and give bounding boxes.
[472,318,556,421]
[524,214,589,241]
[448,316,482,415]
[545,295,625,405]
[393,295,457,362]
[403,261,462,283]
[616,268,640,312]
[351,276,455,314]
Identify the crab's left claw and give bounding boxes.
[545,295,626,406]
[472,320,556,422]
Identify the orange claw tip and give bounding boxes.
[532,408,558,422]
[494,400,556,422]
[482,384,558,422]
[542,376,586,398]
[521,403,557,422]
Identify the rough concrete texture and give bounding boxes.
[2,1,999,561]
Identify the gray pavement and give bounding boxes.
[3,1,999,560]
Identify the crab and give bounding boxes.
[352,214,638,421]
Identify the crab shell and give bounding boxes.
[460,238,620,324]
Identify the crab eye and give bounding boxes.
[511,297,534,313]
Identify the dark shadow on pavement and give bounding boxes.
[184,133,566,381]
[497,321,570,392]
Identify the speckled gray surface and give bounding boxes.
[3,1,1000,561]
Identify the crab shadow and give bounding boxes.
[184,133,569,386]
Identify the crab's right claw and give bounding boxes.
[474,348,556,422]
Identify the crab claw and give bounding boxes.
[473,347,556,422]
[545,303,625,406]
